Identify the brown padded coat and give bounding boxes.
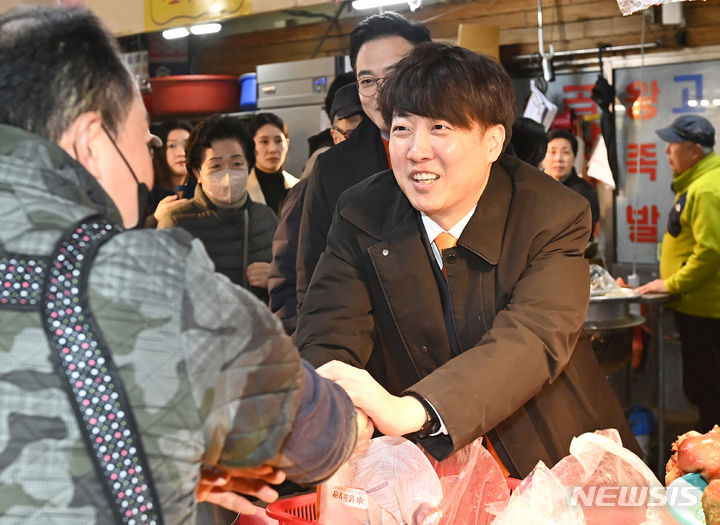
[297,154,639,477]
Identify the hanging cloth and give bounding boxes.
[592,45,620,191]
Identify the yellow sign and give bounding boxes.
[145,0,253,31]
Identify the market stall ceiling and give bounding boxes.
[4,0,718,77]
[0,0,447,37]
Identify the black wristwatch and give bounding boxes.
[404,392,441,439]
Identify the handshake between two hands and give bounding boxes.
[197,361,424,516]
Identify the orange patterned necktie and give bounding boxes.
[434,232,457,251]
[434,232,457,277]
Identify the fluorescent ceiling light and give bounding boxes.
[190,23,222,35]
[352,0,420,10]
[162,27,189,40]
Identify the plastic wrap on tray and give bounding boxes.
[589,264,623,296]
[425,437,510,525]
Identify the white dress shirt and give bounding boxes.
[421,206,476,269]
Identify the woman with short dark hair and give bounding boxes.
[543,129,600,239]
[152,120,195,196]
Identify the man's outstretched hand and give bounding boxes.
[196,464,286,515]
[317,360,426,437]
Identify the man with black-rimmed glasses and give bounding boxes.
[294,12,431,313]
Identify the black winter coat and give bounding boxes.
[268,178,308,335]
[563,169,600,240]
[296,117,389,309]
[158,185,278,303]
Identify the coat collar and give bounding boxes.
[340,157,513,266]
[247,167,298,205]
[344,116,382,152]
[671,151,720,194]
[327,117,388,171]
[458,159,513,265]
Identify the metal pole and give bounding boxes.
[656,303,666,476]
[311,1,349,59]
[507,42,660,63]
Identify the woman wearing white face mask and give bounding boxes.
[158,115,279,303]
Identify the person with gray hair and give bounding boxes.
[637,114,720,432]
[0,6,367,524]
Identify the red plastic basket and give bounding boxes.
[264,477,522,524]
[265,493,317,524]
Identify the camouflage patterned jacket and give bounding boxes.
[0,125,357,523]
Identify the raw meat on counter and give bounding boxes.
[666,425,720,485]
[666,425,720,525]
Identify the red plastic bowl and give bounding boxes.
[149,74,239,116]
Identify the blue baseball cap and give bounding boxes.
[656,115,715,148]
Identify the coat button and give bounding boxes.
[382,248,389,256]
[446,252,457,264]
[419,345,429,353]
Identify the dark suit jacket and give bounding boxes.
[297,155,638,476]
[268,178,308,335]
[563,168,600,240]
[296,117,389,310]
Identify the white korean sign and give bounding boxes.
[615,61,720,264]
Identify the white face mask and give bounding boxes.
[201,169,249,207]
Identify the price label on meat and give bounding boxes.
[328,486,369,509]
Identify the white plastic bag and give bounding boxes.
[318,436,511,525]
[490,429,676,525]
[318,436,442,525]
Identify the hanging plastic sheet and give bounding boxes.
[523,79,558,131]
[616,0,685,16]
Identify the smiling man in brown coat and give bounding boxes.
[296,43,639,477]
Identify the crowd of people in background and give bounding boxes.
[141,22,605,316]
[1,3,717,525]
